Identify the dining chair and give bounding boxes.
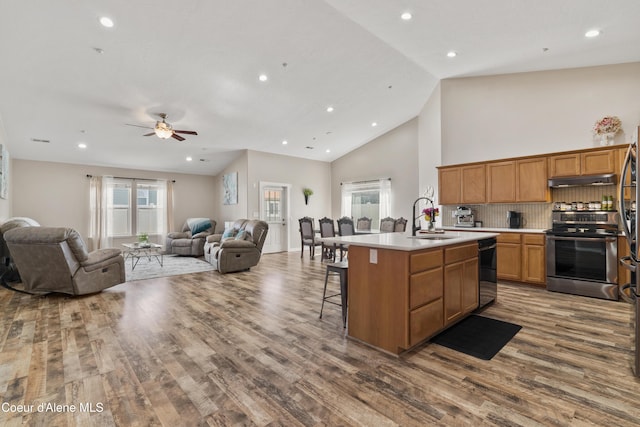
[298,217,320,259]
[319,217,337,262]
[336,217,354,261]
[356,217,371,232]
[394,217,408,232]
[380,217,396,233]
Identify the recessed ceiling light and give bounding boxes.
[282,140,288,145]
[99,17,114,28]
[371,122,378,127]
[326,149,331,153]
[326,106,334,113]
[77,143,87,149]
[401,12,412,20]
[186,156,193,162]
[585,29,600,38]
[447,51,457,58]
[258,74,268,82]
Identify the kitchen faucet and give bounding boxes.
[412,196,433,236]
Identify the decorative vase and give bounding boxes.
[600,133,615,146]
[427,220,435,231]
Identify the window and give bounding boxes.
[341,179,391,231]
[109,179,167,237]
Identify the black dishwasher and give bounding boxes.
[476,237,497,310]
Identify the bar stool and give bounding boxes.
[319,261,348,327]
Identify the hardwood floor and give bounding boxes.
[1,251,639,426]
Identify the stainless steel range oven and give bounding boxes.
[545,210,619,300]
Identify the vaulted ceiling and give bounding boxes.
[1,1,639,175]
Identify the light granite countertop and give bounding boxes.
[319,230,498,251]
[441,226,548,233]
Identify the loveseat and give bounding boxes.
[165,218,216,256]
[4,226,125,295]
[204,219,268,273]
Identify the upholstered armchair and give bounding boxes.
[165,218,216,256]
[4,227,125,295]
[204,219,269,273]
[0,217,40,283]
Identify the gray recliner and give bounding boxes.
[4,227,125,295]
[204,219,268,273]
[165,218,216,256]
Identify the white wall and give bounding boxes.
[247,150,331,250]
[12,159,216,241]
[439,62,640,165]
[331,117,419,228]
[0,115,12,220]
[213,151,249,225]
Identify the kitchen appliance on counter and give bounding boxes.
[454,206,475,227]
[545,209,619,300]
[618,128,640,377]
[476,237,497,311]
[507,211,522,229]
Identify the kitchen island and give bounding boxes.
[321,230,498,355]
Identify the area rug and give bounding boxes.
[430,315,522,360]
[125,254,215,282]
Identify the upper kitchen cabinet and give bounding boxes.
[438,164,486,205]
[486,158,549,203]
[516,158,549,202]
[548,148,615,177]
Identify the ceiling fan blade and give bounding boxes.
[173,130,198,135]
[171,133,186,141]
[143,132,156,137]
[125,123,154,130]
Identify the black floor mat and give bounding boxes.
[430,315,522,360]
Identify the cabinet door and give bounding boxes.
[581,150,615,175]
[487,161,516,203]
[548,154,580,177]
[516,158,549,202]
[522,244,545,285]
[462,257,479,313]
[409,299,444,346]
[461,165,486,204]
[497,242,521,281]
[444,262,463,324]
[439,167,461,205]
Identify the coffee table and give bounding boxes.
[122,242,164,270]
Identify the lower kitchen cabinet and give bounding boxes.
[443,243,479,325]
[497,232,546,286]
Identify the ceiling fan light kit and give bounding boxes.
[127,113,198,142]
[154,122,174,139]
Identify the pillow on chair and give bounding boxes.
[187,218,212,234]
[222,228,237,241]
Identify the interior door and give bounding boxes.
[261,185,288,253]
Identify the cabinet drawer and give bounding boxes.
[409,299,443,346]
[410,267,443,309]
[523,233,545,245]
[497,233,522,244]
[444,243,477,264]
[410,249,443,273]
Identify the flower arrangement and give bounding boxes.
[593,116,622,136]
[422,207,439,222]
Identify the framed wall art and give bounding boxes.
[223,172,238,205]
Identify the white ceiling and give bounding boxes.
[1,0,639,176]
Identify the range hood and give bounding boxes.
[548,173,617,188]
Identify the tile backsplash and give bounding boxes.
[440,185,619,230]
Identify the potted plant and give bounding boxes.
[303,188,313,205]
[138,232,150,247]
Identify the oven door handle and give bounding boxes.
[547,235,617,242]
[620,255,636,273]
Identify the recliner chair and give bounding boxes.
[165,218,216,256]
[4,226,125,295]
[204,219,268,273]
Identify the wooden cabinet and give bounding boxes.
[548,149,615,177]
[438,165,486,205]
[496,232,546,286]
[439,167,461,205]
[461,165,486,204]
[522,234,546,285]
[443,243,478,325]
[486,161,516,203]
[516,158,550,202]
[497,233,522,281]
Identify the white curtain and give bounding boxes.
[89,175,114,250]
[379,178,391,219]
[152,179,172,242]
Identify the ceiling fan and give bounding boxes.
[126,113,198,141]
